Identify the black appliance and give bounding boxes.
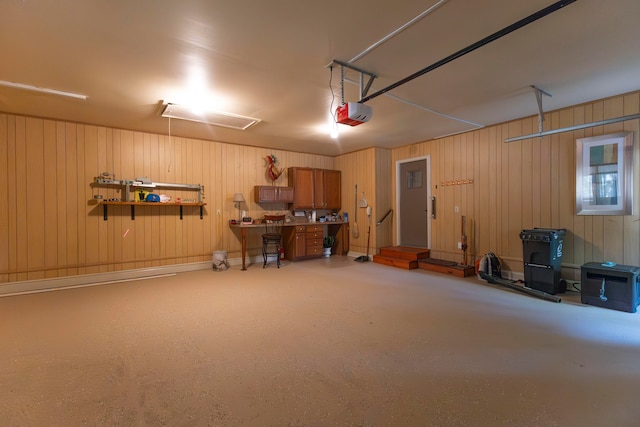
[581,262,640,313]
[519,228,566,294]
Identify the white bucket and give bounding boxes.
[212,251,229,271]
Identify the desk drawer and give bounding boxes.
[306,238,323,248]
[306,246,323,256]
[306,230,322,239]
[307,225,323,233]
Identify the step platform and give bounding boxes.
[372,246,430,270]
[417,258,476,277]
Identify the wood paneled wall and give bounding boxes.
[334,148,374,255]
[374,148,393,249]
[2,91,639,284]
[0,114,333,283]
[392,91,640,276]
[334,147,392,255]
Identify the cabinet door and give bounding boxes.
[288,167,314,209]
[277,187,295,202]
[313,169,325,209]
[295,229,306,258]
[324,170,341,210]
[255,186,278,202]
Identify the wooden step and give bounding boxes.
[417,258,476,277]
[372,254,418,270]
[378,246,430,261]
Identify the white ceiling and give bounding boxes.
[1,0,639,156]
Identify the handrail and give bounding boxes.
[376,209,393,226]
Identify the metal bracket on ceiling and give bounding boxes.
[531,85,552,135]
[329,59,377,102]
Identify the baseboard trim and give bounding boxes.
[0,261,219,297]
[0,256,531,297]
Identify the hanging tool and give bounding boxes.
[352,184,360,238]
[461,215,469,266]
[358,192,368,208]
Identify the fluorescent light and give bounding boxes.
[0,80,87,100]
[161,103,261,131]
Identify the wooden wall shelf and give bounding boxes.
[92,176,206,221]
[99,201,206,220]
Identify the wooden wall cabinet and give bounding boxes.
[288,167,314,209]
[317,169,341,210]
[288,167,341,210]
[254,185,294,203]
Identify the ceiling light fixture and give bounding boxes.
[0,80,88,100]
[161,103,261,131]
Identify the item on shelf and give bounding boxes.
[135,177,152,185]
[92,176,204,203]
[94,177,206,221]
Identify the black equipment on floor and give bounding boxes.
[520,228,566,294]
[581,262,640,313]
[354,224,370,263]
[477,252,561,303]
[479,271,561,303]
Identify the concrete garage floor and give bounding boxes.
[1,257,640,426]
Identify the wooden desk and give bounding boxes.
[229,223,263,271]
[230,221,349,270]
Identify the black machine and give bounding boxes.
[477,252,561,303]
[581,262,640,313]
[520,228,567,295]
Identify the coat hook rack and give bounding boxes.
[440,179,474,187]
